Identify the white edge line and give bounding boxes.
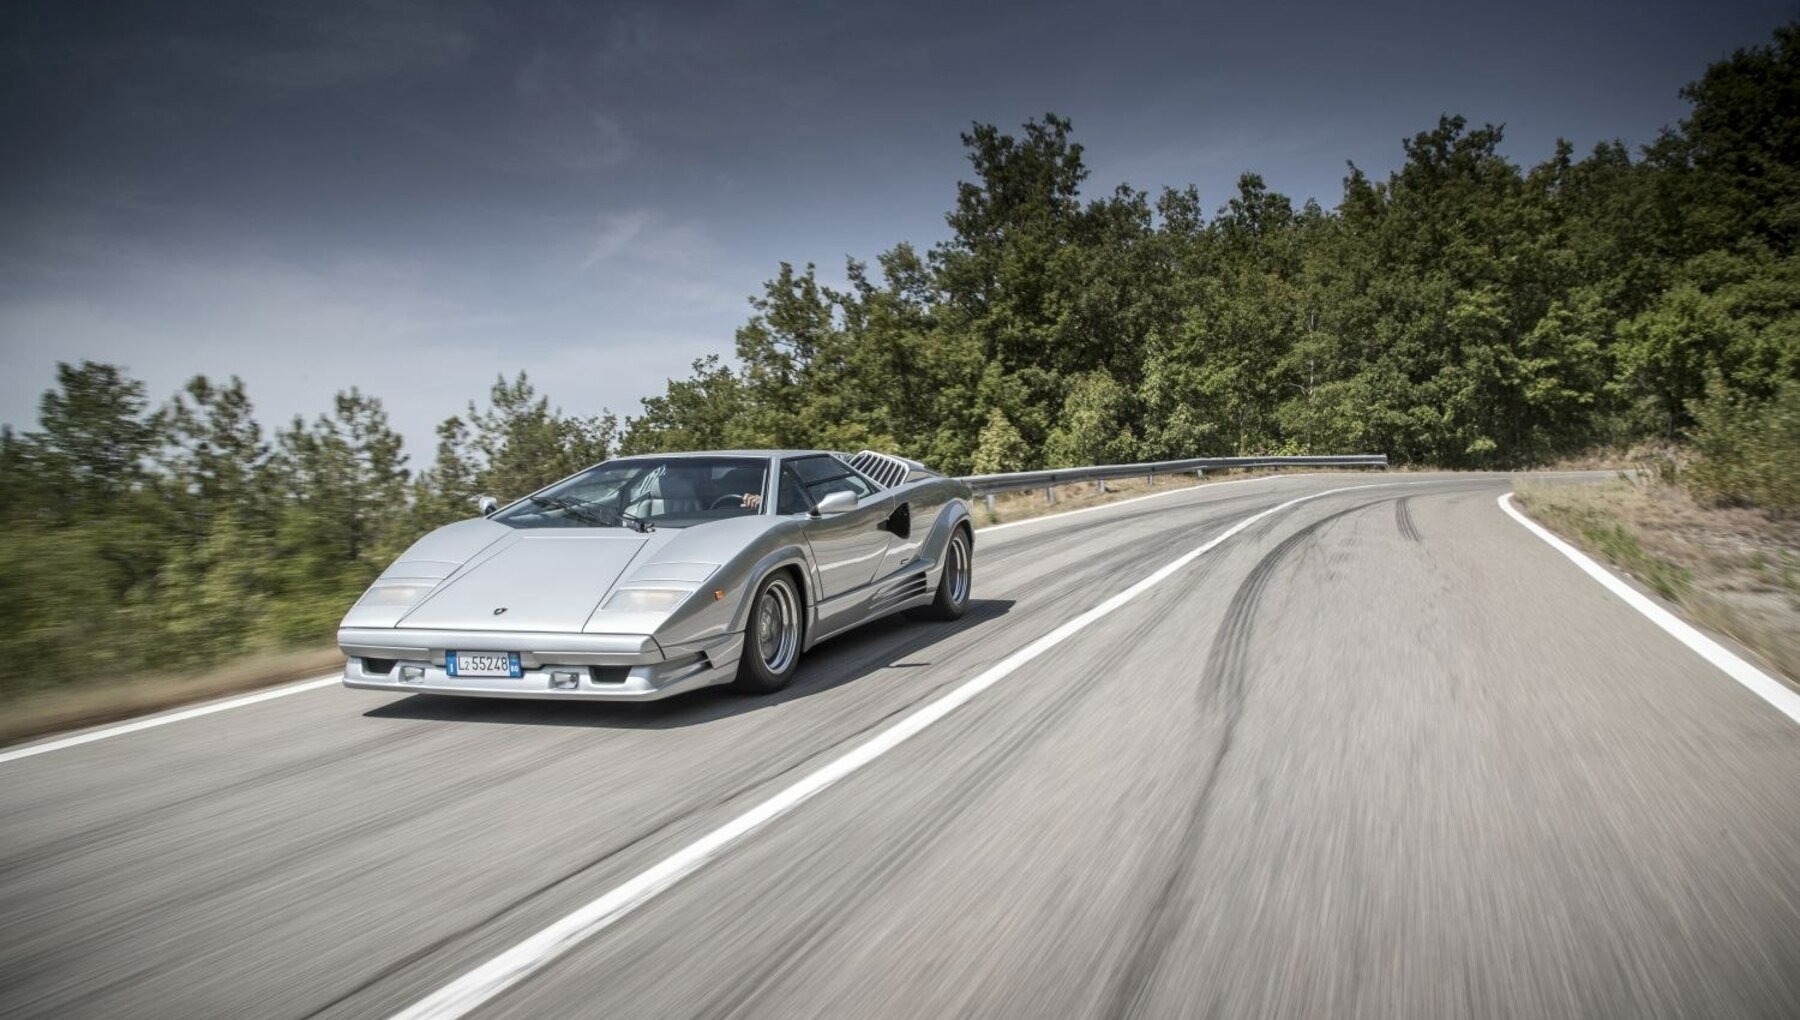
[1498,492,1800,725]
[974,470,1319,534]
[0,674,342,766]
[389,480,1411,1020]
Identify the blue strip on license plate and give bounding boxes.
[447,652,522,678]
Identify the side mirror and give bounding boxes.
[477,495,500,517]
[812,491,857,516]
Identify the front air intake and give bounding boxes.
[589,666,630,685]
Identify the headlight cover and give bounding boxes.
[358,580,439,608]
[602,587,695,614]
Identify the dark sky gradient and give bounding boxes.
[2,0,1791,458]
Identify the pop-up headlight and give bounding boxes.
[601,587,695,614]
[358,580,439,609]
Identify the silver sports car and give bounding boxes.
[339,450,974,700]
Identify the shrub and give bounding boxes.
[1685,380,1800,514]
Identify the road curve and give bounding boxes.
[1,473,1796,1019]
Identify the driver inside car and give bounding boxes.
[713,466,765,511]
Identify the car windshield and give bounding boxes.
[493,457,770,531]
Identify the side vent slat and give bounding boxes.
[846,450,916,490]
[870,573,930,612]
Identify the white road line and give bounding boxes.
[1499,493,1800,725]
[975,471,1314,535]
[389,480,1416,1020]
[0,674,341,766]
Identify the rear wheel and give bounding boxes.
[733,571,803,693]
[910,526,972,622]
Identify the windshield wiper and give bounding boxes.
[527,495,613,527]
[526,495,654,532]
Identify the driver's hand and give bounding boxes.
[742,493,762,509]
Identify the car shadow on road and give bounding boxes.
[360,598,1016,731]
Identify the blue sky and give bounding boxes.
[1,0,1791,461]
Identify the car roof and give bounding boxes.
[610,450,836,461]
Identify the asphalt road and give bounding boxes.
[3,473,1797,1019]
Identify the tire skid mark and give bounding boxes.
[682,634,1126,1020]
[380,498,1321,1019]
[508,494,1378,1020]
[302,615,1067,1020]
[295,692,972,1020]
[0,719,460,876]
[995,502,1280,620]
[17,502,1236,1020]
[30,724,611,1016]
[978,491,1274,560]
[1102,496,1399,1020]
[1395,496,1422,543]
[687,498,1363,1020]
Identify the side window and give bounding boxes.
[810,473,875,501]
[790,456,877,503]
[777,467,814,515]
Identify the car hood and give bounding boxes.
[398,531,652,632]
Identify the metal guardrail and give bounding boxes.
[956,454,1387,497]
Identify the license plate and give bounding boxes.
[447,652,522,678]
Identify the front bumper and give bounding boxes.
[337,626,744,701]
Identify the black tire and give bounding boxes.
[909,526,972,622]
[733,571,804,693]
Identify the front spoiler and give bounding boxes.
[337,627,744,701]
[337,626,664,665]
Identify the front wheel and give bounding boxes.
[909,527,972,622]
[734,572,803,693]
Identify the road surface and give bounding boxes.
[2,472,1797,1019]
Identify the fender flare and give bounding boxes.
[924,498,974,581]
[727,546,815,635]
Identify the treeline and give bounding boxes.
[621,25,1799,479]
[0,368,617,689]
[1,25,1796,693]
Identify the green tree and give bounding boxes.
[261,390,410,643]
[970,408,1031,474]
[619,355,747,455]
[24,361,163,523]
[157,375,271,544]
[1044,371,1137,466]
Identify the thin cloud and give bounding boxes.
[227,0,479,90]
[580,211,653,270]
[403,107,634,178]
[579,211,721,272]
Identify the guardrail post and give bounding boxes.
[984,494,996,515]
[1044,485,1057,505]
[1097,478,1107,494]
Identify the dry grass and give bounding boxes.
[974,473,1203,525]
[1529,443,1679,473]
[0,646,343,749]
[1515,476,1800,680]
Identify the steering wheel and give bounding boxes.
[709,494,749,510]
